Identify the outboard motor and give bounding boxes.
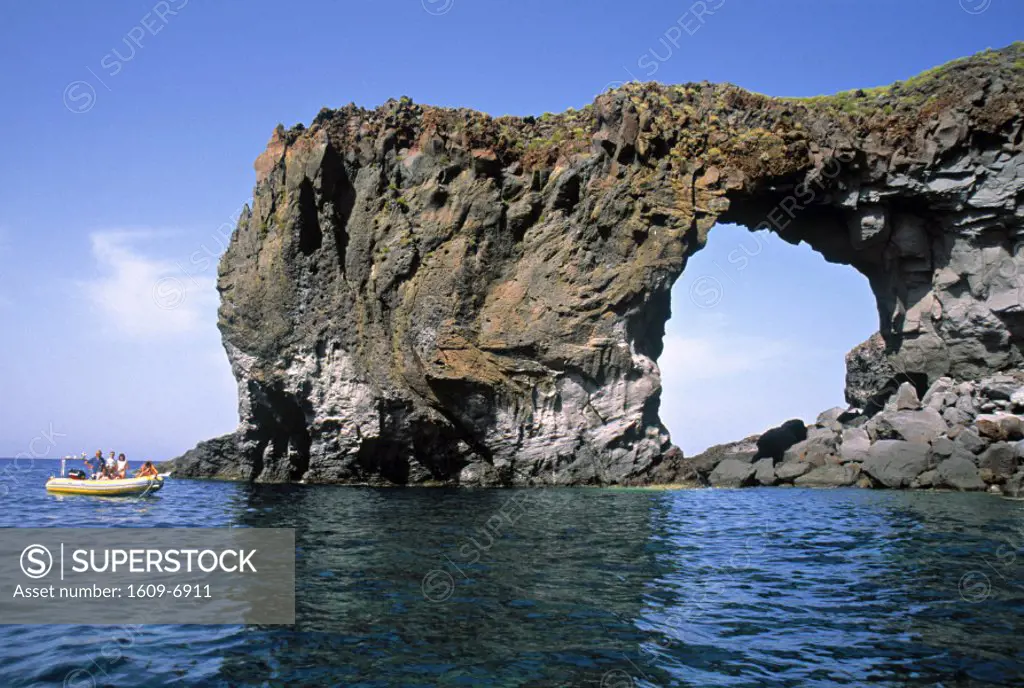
[67,469,88,480]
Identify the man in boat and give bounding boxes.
[136,461,159,478]
[86,450,104,478]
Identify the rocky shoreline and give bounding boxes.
[652,372,1024,496]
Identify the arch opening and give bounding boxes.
[659,223,878,455]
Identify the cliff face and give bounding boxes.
[173,44,1024,486]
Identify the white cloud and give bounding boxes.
[657,311,804,381]
[659,332,793,382]
[657,315,846,454]
[82,231,218,338]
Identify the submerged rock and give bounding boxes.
[1004,471,1024,498]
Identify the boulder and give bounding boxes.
[867,407,947,444]
[753,458,776,486]
[844,332,896,411]
[794,464,860,487]
[955,394,977,418]
[887,381,921,411]
[632,446,702,486]
[955,381,975,397]
[754,420,807,462]
[953,427,988,454]
[928,436,955,462]
[949,446,982,468]
[161,433,248,480]
[977,442,1019,484]
[911,469,937,489]
[921,377,955,407]
[845,414,869,428]
[816,406,845,424]
[936,456,987,491]
[684,436,759,481]
[776,462,813,482]
[943,406,972,427]
[1011,389,1024,411]
[782,427,838,465]
[708,459,757,488]
[458,461,504,487]
[975,413,1024,442]
[980,377,1019,402]
[862,440,930,488]
[926,391,958,411]
[816,407,846,430]
[839,427,871,463]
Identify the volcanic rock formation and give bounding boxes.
[169,44,1024,486]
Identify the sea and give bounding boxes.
[0,457,1022,687]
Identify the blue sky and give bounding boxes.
[0,0,1020,459]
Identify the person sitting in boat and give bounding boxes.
[136,461,159,478]
[115,453,129,479]
[98,455,117,480]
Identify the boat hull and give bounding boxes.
[45,476,164,496]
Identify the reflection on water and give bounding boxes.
[0,460,1022,686]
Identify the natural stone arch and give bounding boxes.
[659,220,878,454]
[177,44,1024,486]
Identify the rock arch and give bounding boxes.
[176,44,1024,485]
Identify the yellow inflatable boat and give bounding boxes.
[45,476,165,496]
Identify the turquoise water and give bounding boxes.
[0,458,1022,686]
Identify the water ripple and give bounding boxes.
[1,461,1022,686]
